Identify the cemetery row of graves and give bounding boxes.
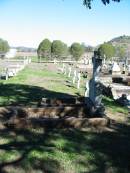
[0,54,130,173]
[0,54,129,117]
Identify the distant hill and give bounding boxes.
[109,35,130,52]
[108,35,130,58]
[110,35,130,44]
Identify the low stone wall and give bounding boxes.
[0,107,109,130]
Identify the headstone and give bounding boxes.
[84,80,89,99]
[54,58,57,64]
[86,51,105,116]
[112,62,121,75]
[84,58,88,65]
[62,64,65,73]
[5,68,9,80]
[128,65,130,76]
[28,57,31,64]
[77,72,81,89]
[68,66,72,77]
[64,65,67,75]
[73,70,77,84]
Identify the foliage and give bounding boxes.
[0,38,9,53]
[51,40,68,59]
[37,39,52,59]
[70,42,85,61]
[98,42,115,59]
[116,46,125,58]
[83,0,120,9]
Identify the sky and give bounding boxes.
[0,0,130,48]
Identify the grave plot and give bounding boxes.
[0,57,31,80]
[96,59,130,108]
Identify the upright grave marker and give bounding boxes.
[62,63,65,73]
[86,51,105,116]
[68,66,72,78]
[64,64,67,75]
[73,69,77,84]
[77,72,81,89]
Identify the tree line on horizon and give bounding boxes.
[37,38,126,61]
[0,37,126,61]
[37,39,86,61]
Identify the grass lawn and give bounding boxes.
[0,62,129,173]
[0,124,130,173]
[0,63,85,106]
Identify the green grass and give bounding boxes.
[0,63,85,106]
[0,126,130,173]
[103,96,128,115]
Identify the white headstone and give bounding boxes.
[62,64,65,73]
[112,62,121,74]
[84,58,88,65]
[64,65,67,75]
[128,65,130,75]
[73,70,77,84]
[85,80,89,98]
[77,72,81,89]
[68,66,72,77]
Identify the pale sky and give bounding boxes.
[0,0,130,48]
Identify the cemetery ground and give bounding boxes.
[0,62,130,173]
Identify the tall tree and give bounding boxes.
[0,38,9,53]
[83,0,120,9]
[51,40,68,59]
[37,39,52,59]
[70,42,85,61]
[98,42,115,59]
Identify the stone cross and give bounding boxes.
[73,70,77,84]
[77,72,81,89]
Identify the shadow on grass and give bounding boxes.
[0,121,130,173]
[0,83,130,172]
[0,83,76,106]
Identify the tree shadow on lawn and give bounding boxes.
[0,83,76,106]
[0,119,130,173]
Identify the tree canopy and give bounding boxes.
[70,43,85,61]
[83,0,120,9]
[0,38,9,53]
[51,40,68,59]
[37,39,52,59]
[98,42,115,59]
